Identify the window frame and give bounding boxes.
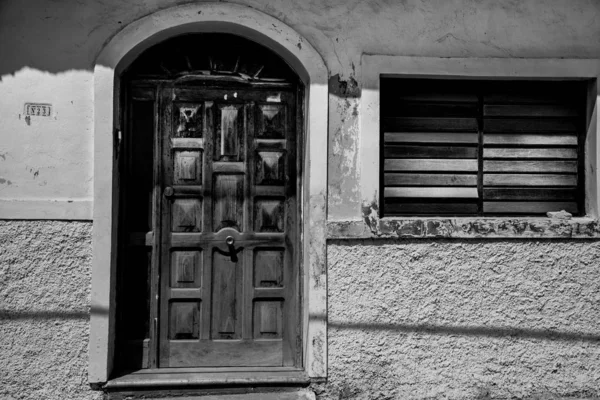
[360,56,600,223]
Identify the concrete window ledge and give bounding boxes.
[327,217,600,239]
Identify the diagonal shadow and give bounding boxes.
[0,307,108,320]
[328,321,600,343]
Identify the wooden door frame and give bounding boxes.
[90,3,328,386]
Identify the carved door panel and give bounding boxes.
[158,86,299,368]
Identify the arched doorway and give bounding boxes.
[116,33,303,371]
[90,3,328,385]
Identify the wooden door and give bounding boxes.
[157,85,300,368]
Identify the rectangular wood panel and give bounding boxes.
[384,173,477,187]
[484,202,578,214]
[253,300,283,339]
[383,117,478,132]
[256,104,286,138]
[483,174,578,187]
[384,132,478,144]
[484,134,577,146]
[484,118,577,133]
[483,188,576,201]
[215,104,244,161]
[484,161,577,173]
[168,340,282,367]
[173,103,202,138]
[255,150,285,185]
[213,174,244,231]
[174,150,202,184]
[171,251,201,288]
[169,301,200,340]
[383,103,478,117]
[254,198,285,232]
[171,198,202,232]
[384,145,477,159]
[483,148,577,159]
[384,202,478,214]
[254,249,284,287]
[385,159,478,172]
[483,104,578,117]
[384,187,479,198]
[211,251,241,339]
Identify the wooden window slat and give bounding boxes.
[384,173,477,187]
[483,118,578,133]
[385,159,478,172]
[483,188,576,201]
[484,134,577,146]
[483,174,578,187]
[383,103,478,118]
[383,117,478,132]
[483,148,577,159]
[483,202,578,214]
[384,202,479,214]
[384,132,479,144]
[483,161,577,173]
[385,145,478,159]
[483,104,578,117]
[384,187,479,198]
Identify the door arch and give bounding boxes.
[91,3,328,384]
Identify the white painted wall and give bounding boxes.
[0,0,599,221]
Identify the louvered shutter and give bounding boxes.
[381,79,585,217]
[382,79,480,215]
[482,81,583,215]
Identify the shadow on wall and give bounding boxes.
[329,321,600,343]
[0,307,108,320]
[0,0,193,77]
[3,307,598,343]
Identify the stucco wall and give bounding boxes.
[323,240,600,399]
[1,0,600,218]
[0,221,100,400]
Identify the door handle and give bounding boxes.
[164,186,174,198]
[224,236,243,262]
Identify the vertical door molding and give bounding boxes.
[91,2,329,385]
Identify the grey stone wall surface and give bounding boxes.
[321,240,600,399]
[0,220,101,400]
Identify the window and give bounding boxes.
[380,78,587,217]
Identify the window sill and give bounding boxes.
[103,369,310,390]
[327,217,600,240]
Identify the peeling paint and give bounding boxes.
[328,218,600,239]
[361,197,379,234]
[328,74,360,98]
[311,330,325,377]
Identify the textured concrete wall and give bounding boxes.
[323,240,600,399]
[0,221,100,400]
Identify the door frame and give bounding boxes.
[90,3,328,385]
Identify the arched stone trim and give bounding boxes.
[90,2,328,384]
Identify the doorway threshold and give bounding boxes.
[104,368,310,390]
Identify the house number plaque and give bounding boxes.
[24,103,52,117]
